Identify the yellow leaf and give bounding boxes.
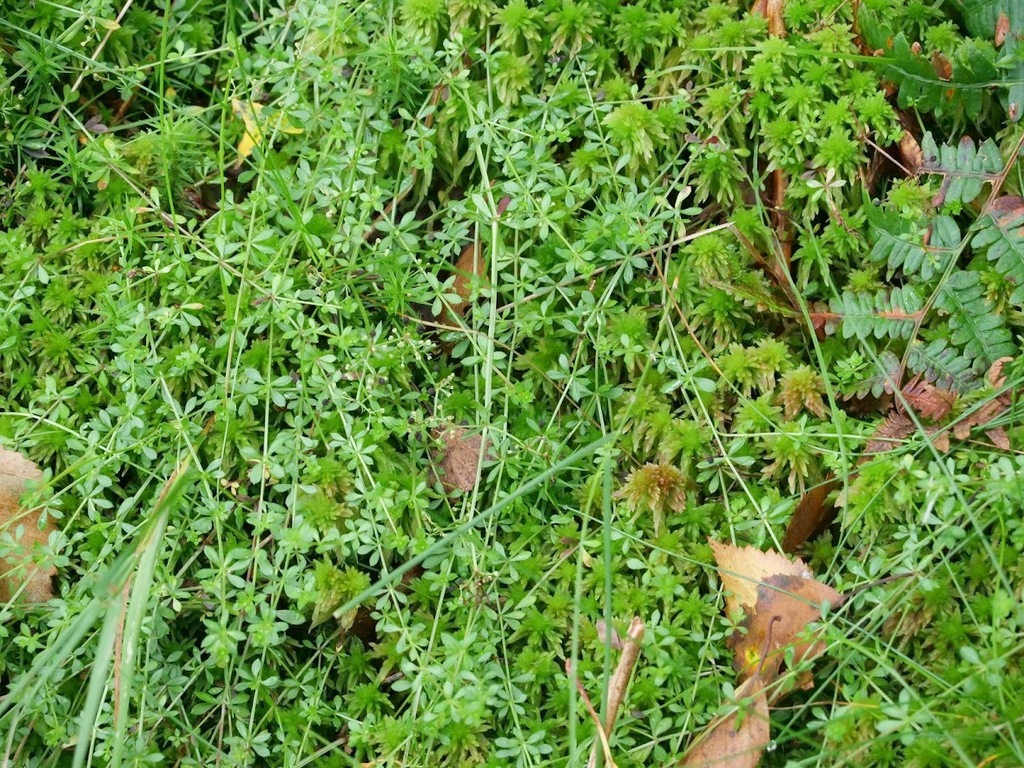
[232,99,304,165]
[232,98,263,162]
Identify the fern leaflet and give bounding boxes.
[972,195,1024,306]
[867,205,960,280]
[906,338,976,391]
[827,286,924,340]
[919,132,1003,206]
[935,270,1016,371]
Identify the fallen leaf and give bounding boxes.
[0,449,56,603]
[710,540,844,682]
[948,359,1015,449]
[733,573,844,683]
[232,99,304,166]
[439,195,510,325]
[447,240,487,320]
[900,376,956,421]
[995,12,1010,47]
[682,673,770,768]
[430,426,488,495]
[985,427,1011,450]
[864,412,916,454]
[898,131,923,174]
[708,540,812,618]
[988,356,1013,388]
[782,477,840,553]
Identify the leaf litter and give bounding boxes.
[683,540,845,767]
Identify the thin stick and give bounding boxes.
[567,660,617,768]
[586,617,645,768]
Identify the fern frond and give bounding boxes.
[867,205,960,280]
[874,34,999,123]
[949,0,1024,121]
[935,270,1016,371]
[827,286,925,341]
[972,196,1024,306]
[906,338,976,391]
[919,132,1003,206]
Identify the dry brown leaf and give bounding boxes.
[986,427,1011,451]
[932,51,953,81]
[437,195,510,326]
[864,412,916,455]
[710,540,844,683]
[430,426,487,495]
[782,478,840,553]
[709,539,812,618]
[682,674,770,768]
[988,356,1013,388]
[0,449,56,602]
[928,429,951,453]
[447,240,487,320]
[996,12,1010,47]
[900,376,956,421]
[898,131,923,174]
[732,573,844,683]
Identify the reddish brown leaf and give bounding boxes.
[900,376,956,421]
[447,241,487,319]
[682,674,770,768]
[0,449,56,603]
[782,478,840,553]
[928,429,951,453]
[732,574,844,682]
[996,12,1010,47]
[986,428,1011,450]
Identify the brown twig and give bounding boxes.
[586,617,645,768]
[567,660,617,768]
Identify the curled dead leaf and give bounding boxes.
[898,131,923,174]
[0,449,56,603]
[782,478,840,553]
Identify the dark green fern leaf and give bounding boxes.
[906,338,976,391]
[872,33,1000,124]
[972,195,1024,306]
[919,132,1003,206]
[935,270,1016,371]
[828,286,925,340]
[868,205,960,280]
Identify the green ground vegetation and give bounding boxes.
[2,0,1024,765]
